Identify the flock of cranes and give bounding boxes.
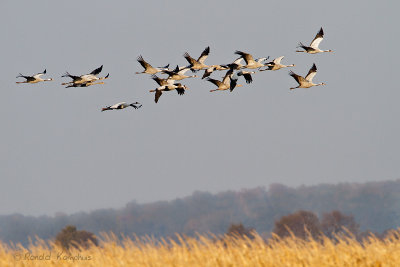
[15,27,333,110]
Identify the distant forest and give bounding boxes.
[1,179,400,246]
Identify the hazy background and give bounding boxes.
[0,1,399,216]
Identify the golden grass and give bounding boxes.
[1,231,400,266]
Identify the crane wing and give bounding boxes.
[273,56,284,64]
[202,67,214,79]
[305,63,317,82]
[206,78,222,87]
[241,73,253,84]
[176,87,185,95]
[155,89,162,103]
[222,69,234,85]
[197,46,210,63]
[162,65,180,76]
[62,72,81,81]
[16,73,29,79]
[151,74,164,86]
[234,50,254,65]
[90,65,103,75]
[137,55,152,70]
[310,27,324,49]
[34,69,47,78]
[183,52,197,65]
[289,71,306,85]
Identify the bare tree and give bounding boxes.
[55,225,98,250]
[321,210,360,239]
[273,210,321,240]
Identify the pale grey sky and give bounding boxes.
[0,1,399,215]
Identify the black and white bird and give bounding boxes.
[101,102,142,112]
[296,27,333,54]
[260,56,295,71]
[228,70,254,91]
[79,65,108,82]
[201,65,228,79]
[16,69,53,84]
[202,66,217,79]
[220,58,246,72]
[162,65,197,81]
[150,74,175,87]
[289,63,326,90]
[149,83,188,103]
[183,46,210,72]
[234,51,269,69]
[64,81,106,88]
[202,58,245,79]
[207,69,242,92]
[135,55,169,74]
[62,65,109,87]
[237,70,255,84]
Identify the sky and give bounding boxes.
[0,1,399,216]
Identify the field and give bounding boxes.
[1,231,400,266]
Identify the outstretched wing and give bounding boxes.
[151,74,164,86]
[297,42,309,50]
[176,87,185,95]
[197,46,210,63]
[137,55,152,70]
[162,65,181,76]
[234,50,254,65]
[222,68,234,85]
[183,52,197,66]
[230,73,238,91]
[16,73,29,79]
[90,65,103,75]
[62,72,81,80]
[273,56,284,64]
[202,67,214,79]
[305,63,317,82]
[230,80,237,91]
[289,70,306,85]
[310,27,324,49]
[206,78,222,87]
[241,73,253,84]
[155,89,162,103]
[33,69,47,79]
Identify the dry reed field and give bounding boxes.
[1,231,400,267]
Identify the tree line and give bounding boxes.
[54,210,377,250]
[1,179,400,247]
